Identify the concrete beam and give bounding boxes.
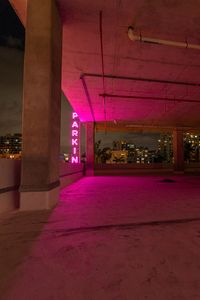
[173,129,184,173]
[20,0,62,210]
[9,0,27,26]
[85,122,95,176]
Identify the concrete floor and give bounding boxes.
[1,175,200,299]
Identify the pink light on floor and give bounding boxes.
[71,112,80,163]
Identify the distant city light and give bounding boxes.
[0,133,22,159]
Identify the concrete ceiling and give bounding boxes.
[10,0,200,128]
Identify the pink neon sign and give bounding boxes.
[71,112,80,163]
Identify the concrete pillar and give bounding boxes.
[173,129,184,173]
[85,122,95,176]
[20,0,62,210]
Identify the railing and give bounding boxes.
[95,163,172,175]
[59,162,84,188]
[95,162,200,175]
[184,162,200,173]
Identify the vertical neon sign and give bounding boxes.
[71,112,80,163]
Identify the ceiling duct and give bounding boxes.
[128,26,200,50]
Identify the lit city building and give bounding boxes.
[0,133,22,159]
[184,133,200,162]
[135,147,150,164]
[157,134,173,163]
[95,138,168,164]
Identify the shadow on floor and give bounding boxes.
[0,210,52,296]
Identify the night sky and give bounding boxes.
[0,0,24,136]
[0,0,160,153]
[0,0,25,49]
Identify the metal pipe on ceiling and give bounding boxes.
[128,26,200,50]
[99,93,200,104]
[81,73,200,88]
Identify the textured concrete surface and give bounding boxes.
[0,159,20,213]
[20,0,62,208]
[173,129,184,172]
[85,122,95,176]
[10,0,200,126]
[1,175,200,299]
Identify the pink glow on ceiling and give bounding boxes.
[10,0,200,127]
[60,0,200,127]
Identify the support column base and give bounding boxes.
[20,186,59,211]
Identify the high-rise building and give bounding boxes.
[157,134,173,163]
[184,133,200,162]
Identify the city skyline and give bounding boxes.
[96,132,161,151]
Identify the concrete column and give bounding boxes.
[85,122,95,176]
[173,129,184,173]
[20,0,62,210]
